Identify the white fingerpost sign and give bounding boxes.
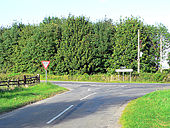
[41,61,50,83]
[115,69,133,82]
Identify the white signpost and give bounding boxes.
[115,69,133,82]
[115,69,133,72]
[41,61,50,83]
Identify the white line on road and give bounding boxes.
[46,105,74,124]
[80,93,96,101]
[88,88,91,91]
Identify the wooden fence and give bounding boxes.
[0,74,40,87]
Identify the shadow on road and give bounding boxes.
[0,94,136,128]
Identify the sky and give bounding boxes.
[1,0,170,30]
[0,0,170,68]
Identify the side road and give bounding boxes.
[0,81,169,128]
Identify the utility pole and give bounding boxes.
[160,35,163,73]
[138,29,140,73]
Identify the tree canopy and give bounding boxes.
[168,52,170,66]
[0,15,169,74]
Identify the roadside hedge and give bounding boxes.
[0,15,169,75]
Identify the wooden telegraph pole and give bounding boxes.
[160,35,163,73]
[138,29,140,73]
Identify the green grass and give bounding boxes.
[0,72,169,83]
[0,82,68,114]
[40,73,170,83]
[120,89,170,128]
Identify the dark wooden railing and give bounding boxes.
[0,74,40,87]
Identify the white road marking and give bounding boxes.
[80,93,96,101]
[88,88,91,91]
[46,105,74,124]
[121,85,127,87]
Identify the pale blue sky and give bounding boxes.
[0,0,169,68]
[1,0,170,32]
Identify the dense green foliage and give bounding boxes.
[42,73,169,83]
[0,15,169,75]
[120,89,170,128]
[168,52,170,66]
[0,82,67,113]
[0,72,169,84]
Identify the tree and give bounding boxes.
[92,19,115,73]
[168,52,170,66]
[107,16,169,73]
[107,16,144,73]
[0,15,169,74]
[53,15,95,74]
[0,22,23,73]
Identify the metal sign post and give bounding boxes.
[41,61,50,83]
[115,69,133,82]
[45,69,47,83]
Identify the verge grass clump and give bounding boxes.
[133,73,169,83]
[0,82,68,114]
[41,73,170,83]
[120,89,170,128]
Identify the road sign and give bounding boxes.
[115,69,133,72]
[41,61,50,70]
[115,69,133,82]
[41,61,50,83]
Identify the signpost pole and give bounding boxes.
[115,69,133,82]
[45,69,47,83]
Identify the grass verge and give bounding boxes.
[0,82,68,114]
[40,73,170,83]
[119,89,170,128]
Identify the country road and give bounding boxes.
[0,82,169,128]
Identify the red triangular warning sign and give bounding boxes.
[41,61,50,70]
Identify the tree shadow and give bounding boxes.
[0,94,138,128]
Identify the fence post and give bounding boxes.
[7,80,10,87]
[17,78,20,87]
[24,75,26,86]
[37,74,40,83]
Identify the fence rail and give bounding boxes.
[0,74,40,87]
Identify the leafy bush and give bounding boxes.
[41,73,169,83]
[0,73,37,81]
[132,73,169,82]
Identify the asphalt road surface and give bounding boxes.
[0,82,169,128]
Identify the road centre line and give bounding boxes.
[46,93,96,124]
[80,93,96,101]
[46,105,74,124]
